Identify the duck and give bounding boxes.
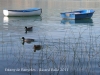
[25,26,33,33]
[22,37,34,45]
[34,45,42,52]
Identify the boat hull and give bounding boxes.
[3,8,42,17]
[60,9,95,19]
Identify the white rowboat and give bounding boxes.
[3,8,42,16]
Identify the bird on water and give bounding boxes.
[22,37,34,45]
[25,26,33,33]
[34,45,42,52]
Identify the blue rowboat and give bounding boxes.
[3,8,42,17]
[60,9,95,19]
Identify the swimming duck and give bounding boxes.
[34,45,42,52]
[22,37,34,44]
[25,26,33,33]
[25,26,33,31]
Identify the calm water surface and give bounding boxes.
[0,0,100,75]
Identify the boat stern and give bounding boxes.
[60,12,75,19]
[3,10,9,16]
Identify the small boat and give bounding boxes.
[60,9,95,19]
[3,8,42,16]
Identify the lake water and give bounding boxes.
[0,0,100,75]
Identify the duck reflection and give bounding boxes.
[61,19,93,25]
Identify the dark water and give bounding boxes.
[0,0,100,75]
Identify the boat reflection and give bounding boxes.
[61,19,93,25]
[3,16,9,25]
[3,16,42,24]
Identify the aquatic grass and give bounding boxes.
[1,23,100,75]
